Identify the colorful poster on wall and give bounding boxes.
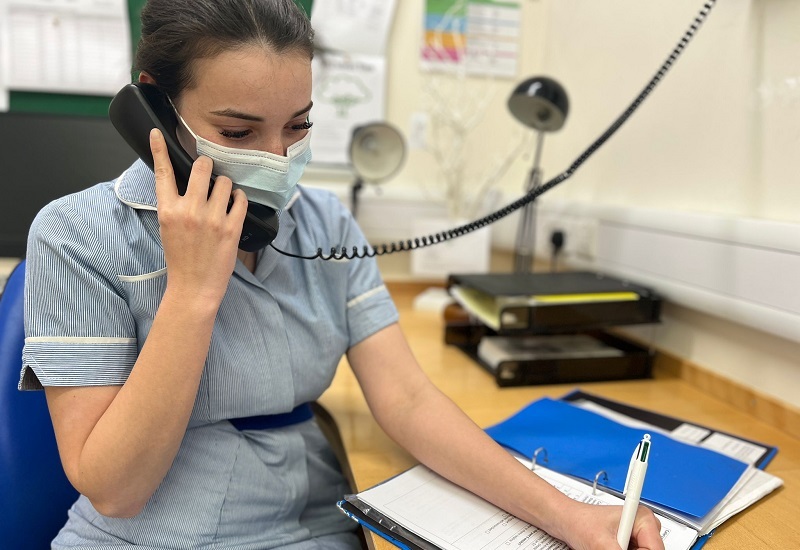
[421,0,521,78]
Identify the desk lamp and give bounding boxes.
[348,122,406,219]
[507,76,569,273]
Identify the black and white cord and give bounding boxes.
[272,1,718,262]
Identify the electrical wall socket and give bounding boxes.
[408,111,429,150]
[537,212,598,263]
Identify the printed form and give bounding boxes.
[357,464,698,550]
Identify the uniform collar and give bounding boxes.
[114,160,158,210]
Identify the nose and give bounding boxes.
[261,135,286,156]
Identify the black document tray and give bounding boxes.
[447,271,661,334]
[445,327,653,387]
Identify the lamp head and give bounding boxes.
[349,122,406,184]
[508,76,569,132]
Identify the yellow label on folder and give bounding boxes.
[532,292,640,304]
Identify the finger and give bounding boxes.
[207,174,234,212]
[185,156,214,200]
[631,508,664,550]
[228,188,249,223]
[150,129,178,202]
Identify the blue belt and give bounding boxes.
[229,403,314,431]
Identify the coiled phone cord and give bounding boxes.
[272,0,718,261]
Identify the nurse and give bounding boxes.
[21,0,664,548]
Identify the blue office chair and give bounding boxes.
[0,260,78,547]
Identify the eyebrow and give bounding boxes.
[210,101,314,123]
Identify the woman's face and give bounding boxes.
[168,45,313,157]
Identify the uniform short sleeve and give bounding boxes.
[292,188,399,349]
[341,218,399,348]
[20,197,139,390]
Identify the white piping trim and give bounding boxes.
[25,336,137,344]
[284,189,302,211]
[114,166,158,211]
[118,267,167,282]
[347,285,387,309]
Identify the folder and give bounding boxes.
[486,398,746,519]
[484,393,782,536]
[560,390,778,469]
[338,391,782,550]
[448,271,661,333]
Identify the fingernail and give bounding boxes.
[150,128,162,140]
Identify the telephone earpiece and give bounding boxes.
[109,83,278,251]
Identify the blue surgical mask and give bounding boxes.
[173,107,312,213]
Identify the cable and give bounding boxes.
[271,0,718,262]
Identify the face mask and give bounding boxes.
[172,106,312,213]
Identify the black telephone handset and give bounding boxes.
[108,83,279,252]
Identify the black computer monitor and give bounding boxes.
[0,111,139,258]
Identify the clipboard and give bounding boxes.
[338,461,701,550]
[337,496,436,550]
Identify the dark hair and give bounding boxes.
[134,0,314,100]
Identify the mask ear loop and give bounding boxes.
[166,96,202,144]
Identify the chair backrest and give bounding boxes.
[0,260,79,547]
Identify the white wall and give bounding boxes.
[534,0,800,221]
[303,0,800,409]
[517,0,800,409]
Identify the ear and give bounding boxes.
[138,72,157,85]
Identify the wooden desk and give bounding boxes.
[318,290,800,549]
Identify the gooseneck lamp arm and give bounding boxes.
[513,130,546,272]
[507,76,569,273]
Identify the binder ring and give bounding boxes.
[530,447,549,470]
[592,470,608,495]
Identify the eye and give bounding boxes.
[219,128,252,140]
[289,118,313,131]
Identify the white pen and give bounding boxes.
[616,434,651,549]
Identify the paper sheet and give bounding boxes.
[310,52,387,165]
[310,0,397,56]
[4,0,131,96]
[356,463,698,550]
[307,1,398,168]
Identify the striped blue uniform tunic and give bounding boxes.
[20,160,399,549]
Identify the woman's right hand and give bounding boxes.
[558,501,664,550]
[150,128,248,307]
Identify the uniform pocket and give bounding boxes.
[117,268,167,330]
